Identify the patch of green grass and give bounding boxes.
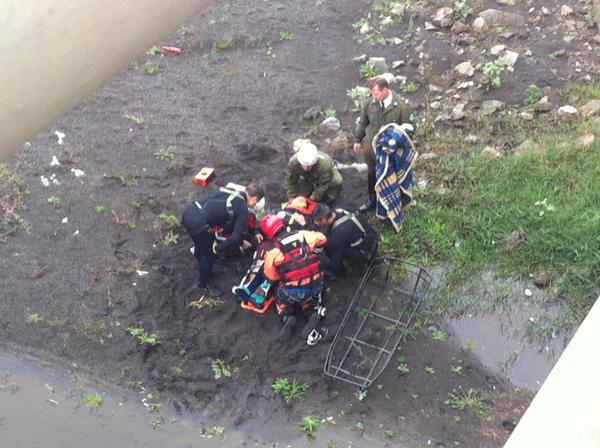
[567,83,600,102]
[299,415,321,440]
[525,84,541,106]
[431,329,448,341]
[211,358,239,380]
[272,377,309,404]
[127,326,160,346]
[47,196,61,205]
[279,31,296,41]
[85,392,104,409]
[144,61,159,75]
[359,63,380,78]
[159,212,180,228]
[146,45,161,56]
[26,313,42,323]
[405,82,419,93]
[124,113,145,125]
[444,387,490,417]
[95,204,106,213]
[154,145,176,161]
[382,113,600,321]
[200,425,226,437]
[323,108,337,118]
[162,230,179,245]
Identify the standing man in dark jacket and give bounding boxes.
[354,77,411,212]
[313,203,378,276]
[182,183,265,297]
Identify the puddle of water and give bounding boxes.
[0,351,239,448]
[436,270,574,391]
[0,0,212,159]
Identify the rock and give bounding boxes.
[390,3,406,15]
[520,111,534,121]
[302,106,322,121]
[497,0,517,5]
[392,37,403,45]
[321,116,341,131]
[293,139,313,153]
[480,100,505,116]
[490,44,505,56]
[500,50,519,68]
[534,96,552,113]
[452,103,466,120]
[425,21,438,31]
[574,133,595,146]
[352,54,367,62]
[557,105,578,115]
[432,7,455,28]
[560,5,573,16]
[472,17,488,34]
[392,60,406,69]
[454,61,475,77]
[428,84,444,93]
[451,21,470,34]
[541,6,551,15]
[419,152,440,160]
[359,22,371,34]
[328,133,351,154]
[533,271,551,288]
[524,49,532,56]
[479,9,526,29]
[594,35,600,44]
[480,146,502,159]
[514,139,542,154]
[367,57,388,74]
[374,72,396,84]
[502,229,525,252]
[465,134,479,144]
[457,81,474,89]
[581,99,600,116]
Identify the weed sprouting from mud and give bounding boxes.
[200,425,226,438]
[154,145,176,162]
[85,392,104,409]
[299,415,321,440]
[144,61,159,76]
[127,326,160,346]
[272,377,309,404]
[477,59,506,89]
[124,113,145,125]
[187,297,224,309]
[397,354,410,373]
[26,313,42,323]
[360,63,379,78]
[279,31,296,41]
[444,387,490,417]
[354,389,368,401]
[211,359,239,380]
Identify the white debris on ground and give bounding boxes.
[50,156,60,166]
[136,270,149,277]
[70,168,85,177]
[54,130,65,145]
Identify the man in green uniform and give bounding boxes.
[285,142,343,205]
[354,77,411,212]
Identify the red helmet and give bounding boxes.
[260,214,285,240]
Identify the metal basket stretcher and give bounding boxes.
[324,257,432,388]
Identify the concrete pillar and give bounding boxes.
[504,297,600,447]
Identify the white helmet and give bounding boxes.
[297,143,318,167]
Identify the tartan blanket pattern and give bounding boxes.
[372,123,417,232]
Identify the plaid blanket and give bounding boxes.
[372,123,417,232]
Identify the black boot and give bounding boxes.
[277,315,296,343]
[199,283,224,297]
[358,174,376,213]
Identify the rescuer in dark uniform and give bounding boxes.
[182,182,265,297]
[313,203,379,276]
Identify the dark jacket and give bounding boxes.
[181,190,249,253]
[354,90,411,152]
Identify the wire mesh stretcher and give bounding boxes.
[324,257,432,388]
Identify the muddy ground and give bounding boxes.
[2,0,599,446]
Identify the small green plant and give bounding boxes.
[95,204,106,213]
[424,366,436,374]
[385,429,397,439]
[450,360,464,374]
[213,36,235,50]
[405,82,419,93]
[127,326,161,346]
[347,87,366,100]
[162,230,180,245]
[445,387,490,416]
[525,84,541,105]
[146,45,161,56]
[452,0,473,21]
[478,59,506,89]
[124,113,145,125]
[299,415,321,440]
[47,196,61,205]
[159,212,180,228]
[26,313,42,323]
[279,31,296,41]
[272,377,309,404]
[187,297,225,309]
[221,70,238,78]
[354,389,368,401]
[397,354,410,373]
[154,145,176,161]
[323,108,337,118]
[149,417,163,429]
[431,329,448,341]
[201,425,226,437]
[354,420,365,432]
[144,61,159,75]
[85,392,104,409]
[352,17,369,31]
[211,358,239,380]
[359,63,380,78]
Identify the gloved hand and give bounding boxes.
[212,240,220,255]
[400,122,414,136]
